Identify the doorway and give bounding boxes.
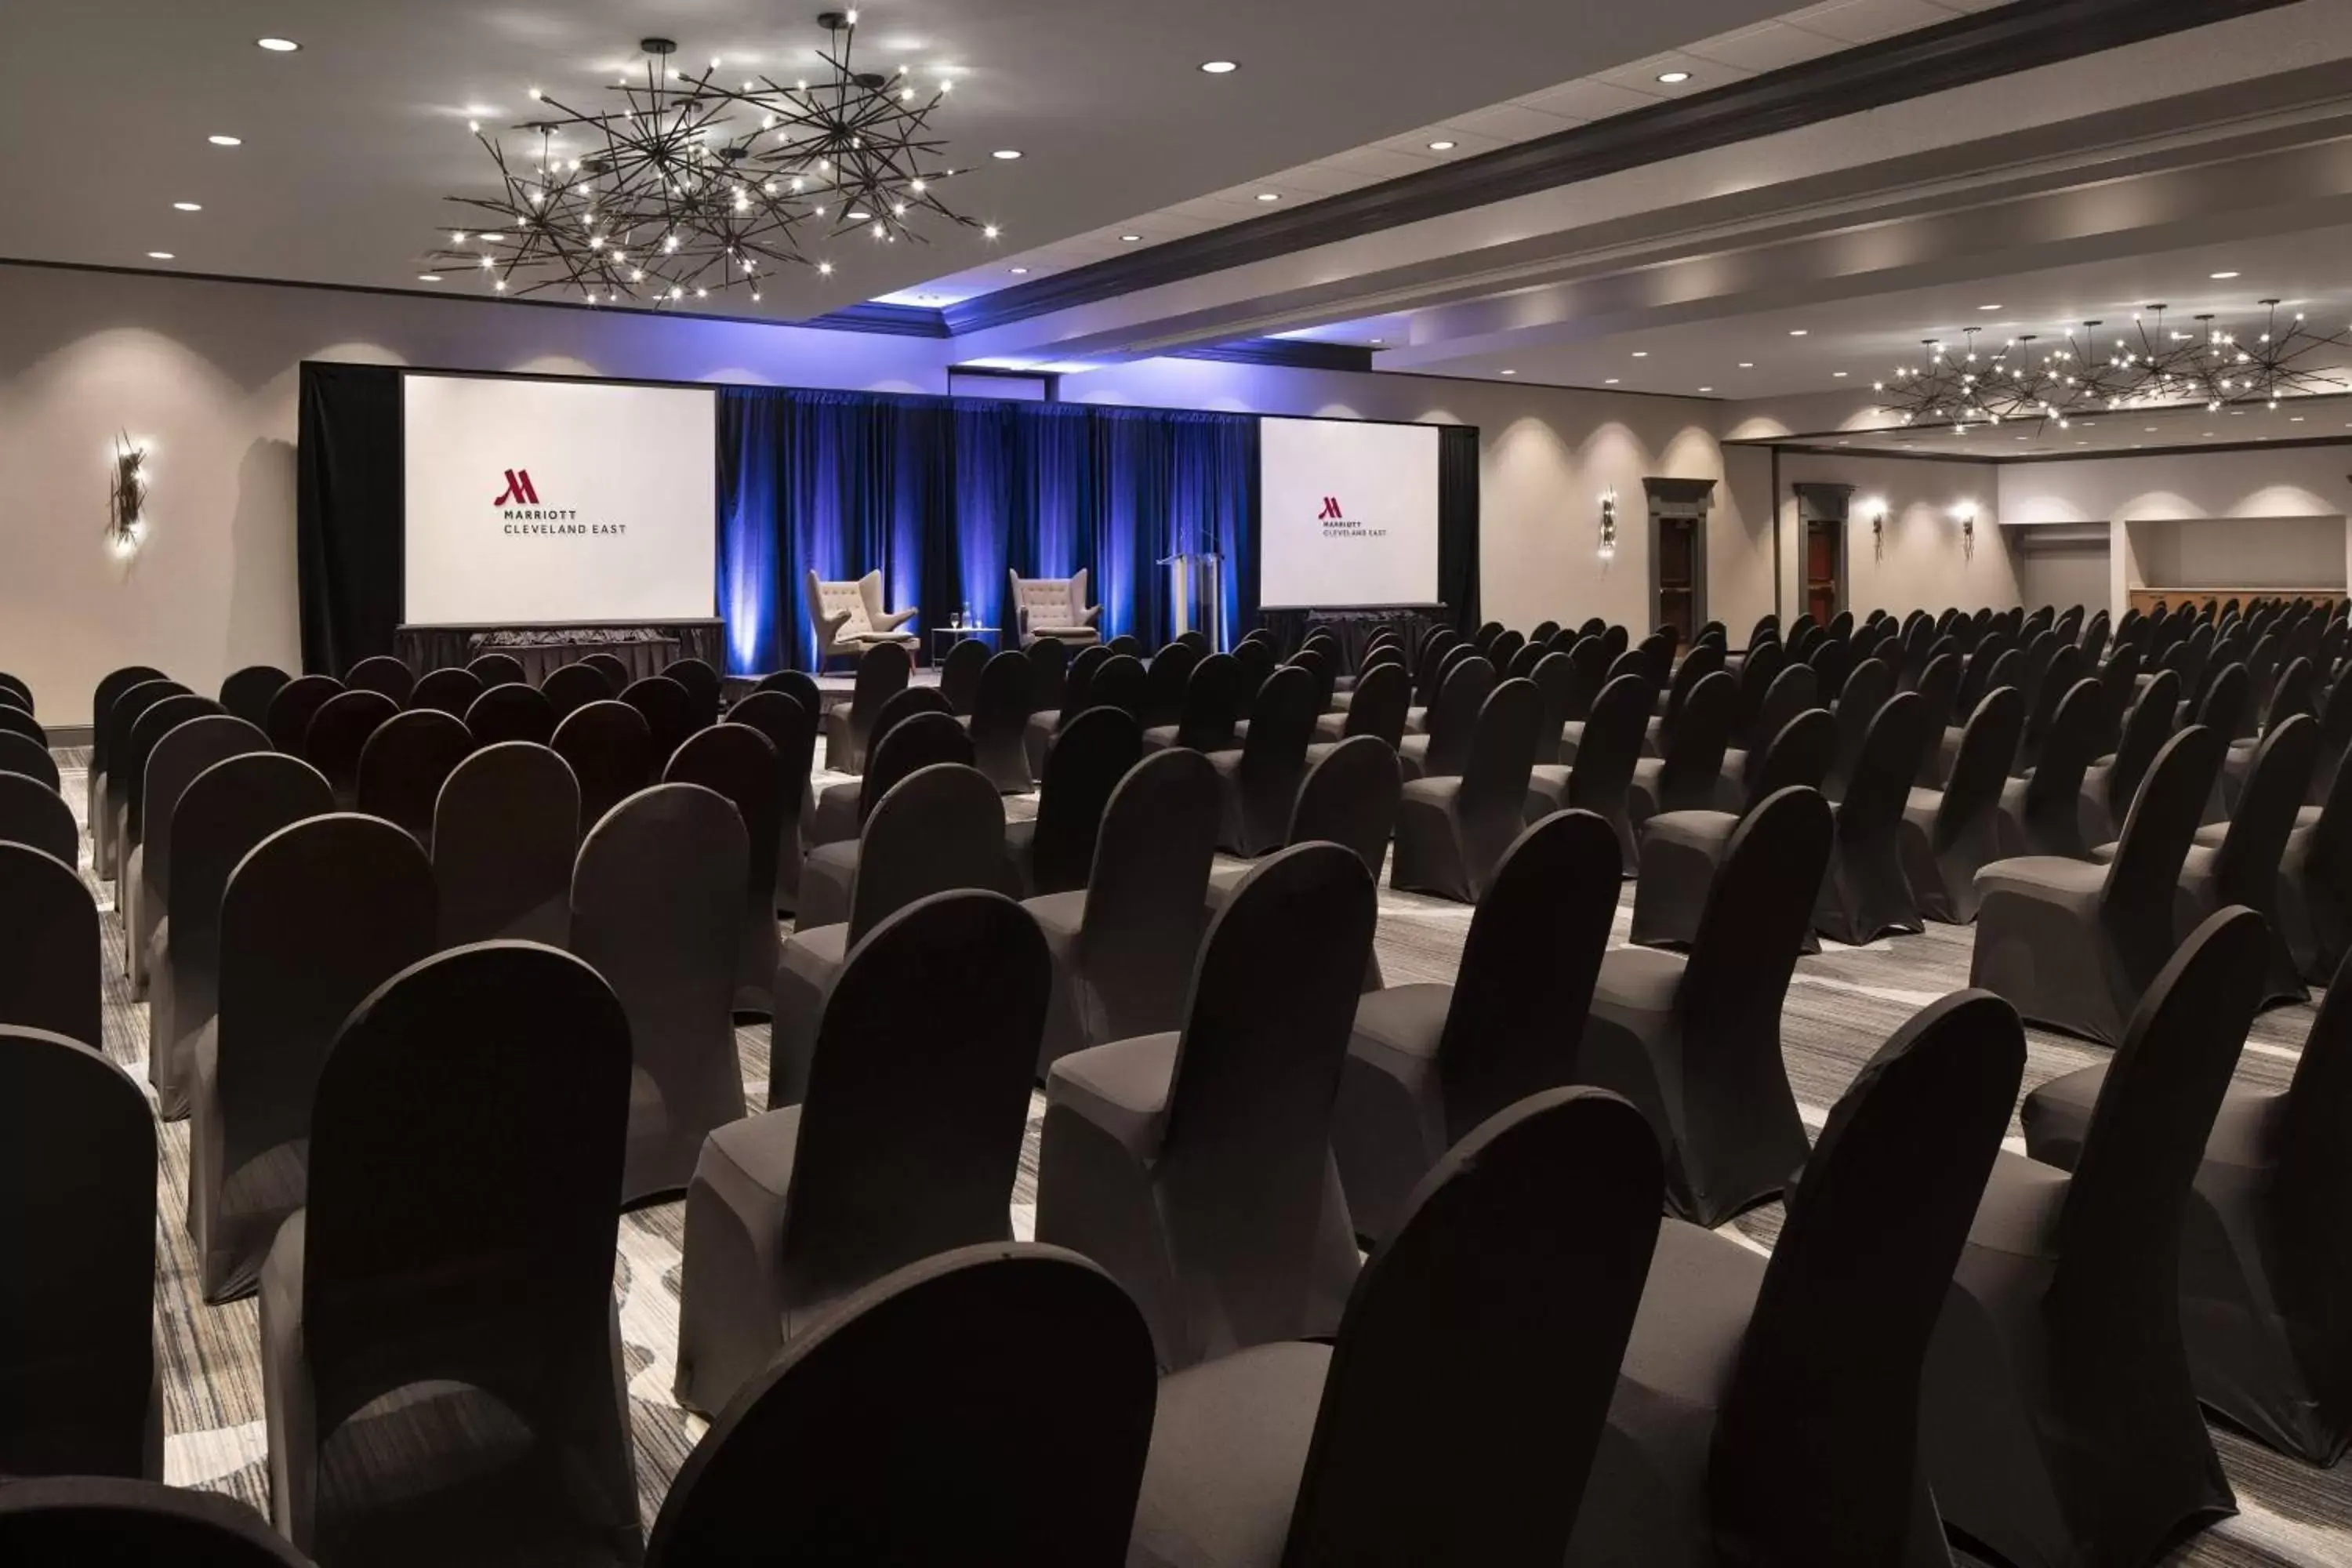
[1805,516,1842,623]
[1643,478,1717,641]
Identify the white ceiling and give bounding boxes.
[0,0,1807,320]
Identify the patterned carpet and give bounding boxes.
[54,744,2352,1563]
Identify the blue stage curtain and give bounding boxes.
[717,387,1260,673]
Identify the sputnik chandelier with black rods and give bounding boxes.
[430,11,989,307]
[1877,300,2352,433]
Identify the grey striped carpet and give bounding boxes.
[55,746,2352,1563]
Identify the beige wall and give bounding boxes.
[1771,452,2018,621]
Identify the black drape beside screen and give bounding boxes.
[1438,424,1481,632]
[296,362,405,676]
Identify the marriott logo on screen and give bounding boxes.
[488,466,619,534]
[1315,494,1385,539]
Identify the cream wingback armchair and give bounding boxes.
[1009,568,1102,648]
[804,569,918,669]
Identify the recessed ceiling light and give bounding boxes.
[1631,350,1649,358]
[991,148,1022,160]
[1500,368,1517,376]
[1370,337,1385,345]
[207,134,241,147]
[172,201,202,212]
[1788,328,1808,336]
[1120,234,1142,242]
[1604,377,1621,385]
[1009,266,1029,274]
[147,251,174,260]
[2211,270,2240,280]
[1255,191,1280,202]
[1657,70,1692,84]
[256,37,299,52]
[1199,60,1239,74]
[1832,370,1849,377]
[1737,361,1754,368]
[1698,385,1714,392]
[417,274,443,282]
[1428,139,1456,151]
[1979,304,2002,311]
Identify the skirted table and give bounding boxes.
[394,620,726,684]
[1259,605,1450,674]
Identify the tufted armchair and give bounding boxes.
[1009,568,1102,648]
[804,569,918,669]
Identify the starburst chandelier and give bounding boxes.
[1876,301,2352,433]
[430,11,989,307]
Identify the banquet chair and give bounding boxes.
[1024,642,1113,775]
[582,650,634,692]
[0,770,76,862]
[2080,668,2180,847]
[1391,677,1544,902]
[1896,683,2022,924]
[807,568,919,668]
[1203,733,1400,916]
[620,673,700,771]
[664,655,724,727]
[1627,670,1737,830]
[2176,712,2317,1007]
[462,681,555,747]
[1994,678,2102,858]
[1025,632,1070,712]
[465,650,528,688]
[1142,642,1203,731]
[719,690,818,917]
[1717,662,1820,810]
[1144,652,1242,755]
[937,635,989,715]
[540,660,612,721]
[1337,809,1620,1243]
[102,682,199,874]
[219,664,292,730]
[1011,567,1104,648]
[570,782,746,1205]
[1307,659,1407,754]
[341,654,414,705]
[807,685,956,848]
[1024,747,1221,1073]
[406,665,481,720]
[1922,909,2263,1568]
[0,1027,159,1481]
[1535,671,1651,867]
[302,688,397,808]
[550,698,655,829]
[1645,639,1725,755]
[1133,1088,1662,1568]
[672,891,1051,1418]
[127,713,267,996]
[664,724,784,1015]
[820,641,912,775]
[0,843,102,1052]
[1035,842,1375,1370]
[1825,658,1893,798]
[1008,706,1142,898]
[1629,708,1835,949]
[433,742,579,950]
[652,1246,1151,1568]
[262,675,340,760]
[354,708,473,845]
[1564,989,2023,1568]
[0,702,44,750]
[1814,691,1930,946]
[800,711,975,927]
[1396,655,1493,782]
[189,813,437,1301]
[0,1478,314,1566]
[1210,663,1317,857]
[259,942,639,1564]
[87,664,168,874]
[967,648,1037,792]
[1578,786,1831,1225]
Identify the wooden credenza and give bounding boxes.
[2126,586,2350,619]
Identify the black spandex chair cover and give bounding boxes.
[1337,809,1620,1243]
[1036,841,1375,1369]
[1994,678,2101,858]
[1814,689,1929,945]
[0,771,75,862]
[582,650,633,692]
[1626,670,1737,830]
[152,756,332,1120]
[942,642,989,721]
[664,655,724,727]
[406,666,482,720]
[354,708,473,845]
[2282,743,2352,984]
[432,742,579,949]
[620,673,701,772]
[1564,672,1657,868]
[651,1244,1155,1568]
[1144,653,1241,756]
[1134,1087,1663,1568]
[1210,664,1316,857]
[550,699,655,830]
[2181,713,2318,1007]
[1396,655,1493,782]
[570,782,746,1204]
[1008,706,1142,897]
[1314,660,1410,750]
[0,1477,314,1566]
[466,650,529,688]
[1391,676,1543,902]
[1026,633,1070,711]
[257,942,638,1563]
[341,654,414,704]
[128,713,267,997]
[1970,725,2222,1045]
[768,764,1007,1110]
[665,723,784,1014]
[672,891,1051,1417]
[1023,747,1221,1073]
[967,648,1038,792]
[540,660,613,721]
[822,642,912,775]
[187,813,437,1301]
[0,842,101,1048]
[720,690,817,917]
[0,1026,160,1480]
[1923,909,2264,1568]
[1629,708,1835,949]
[302,688,397,807]
[2083,666,2181,846]
[1897,684,2021,923]
[0,703,44,750]
[798,709,972,927]
[462,681,556,748]
[1023,643,1112,774]
[1580,786,1832,1225]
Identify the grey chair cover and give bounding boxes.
[967,649,1037,792]
[1898,684,2022,924]
[462,681,556,747]
[0,771,74,862]
[1971,725,2223,1046]
[938,635,989,714]
[2180,713,2316,1006]
[189,814,437,1301]
[665,656,724,727]
[407,666,482,719]
[1025,748,1221,1073]
[354,709,473,844]
[1581,786,1832,1225]
[1010,706,1143,897]
[716,691,816,916]
[652,1245,1153,1568]
[1391,677,1544,902]
[1338,810,1621,1243]
[302,688,397,807]
[258,942,639,1564]
[665,724,784,1014]
[1396,655,1493,782]
[822,641,912,775]
[768,764,1007,1110]
[1628,670,1737,829]
[0,843,101,1049]
[798,711,974,927]
[1924,909,2263,1568]
[1135,1087,1664,1568]
[551,699,655,829]
[805,687,958,848]
[152,756,332,1121]
[620,674,700,771]
[570,782,746,1205]
[1568,989,2024,1568]
[0,1477,314,1566]
[1036,842,1375,1370]
[672,891,1052,1417]
[341,655,413,704]
[541,660,614,720]
[216,666,290,731]
[0,1026,159,1480]
[433,742,579,950]
[129,713,269,998]
[466,650,529,688]
[1210,665,1316,857]
[582,650,634,692]
[1629,709,1835,950]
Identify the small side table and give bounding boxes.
[929,625,1002,665]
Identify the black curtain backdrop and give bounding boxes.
[296,362,404,676]
[1439,424,1481,631]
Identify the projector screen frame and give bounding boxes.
[395,363,724,630]
[1255,412,1448,612]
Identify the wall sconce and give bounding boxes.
[1859,495,1888,560]
[1597,488,1617,562]
[1949,499,1977,560]
[107,431,148,557]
